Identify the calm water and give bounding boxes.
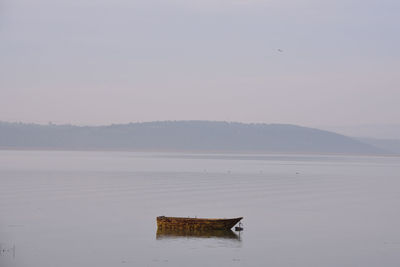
[0,151,400,267]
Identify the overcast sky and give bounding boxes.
[1,0,399,127]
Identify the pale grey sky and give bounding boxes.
[1,0,399,127]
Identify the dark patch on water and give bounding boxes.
[0,243,16,259]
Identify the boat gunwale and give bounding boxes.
[157,216,243,222]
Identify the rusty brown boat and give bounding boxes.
[156,216,243,231]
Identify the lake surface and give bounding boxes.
[0,151,399,267]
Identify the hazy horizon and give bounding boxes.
[2,119,400,140]
[1,120,396,154]
[1,0,399,128]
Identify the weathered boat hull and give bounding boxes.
[156,216,243,230]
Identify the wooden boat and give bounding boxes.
[156,216,243,230]
[156,228,240,240]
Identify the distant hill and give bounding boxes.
[357,137,400,154]
[0,121,389,154]
[321,124,400,139]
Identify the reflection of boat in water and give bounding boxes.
[156,228,240,240]
[156,216,243,230]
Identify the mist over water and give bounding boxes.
[1,151,400,267]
